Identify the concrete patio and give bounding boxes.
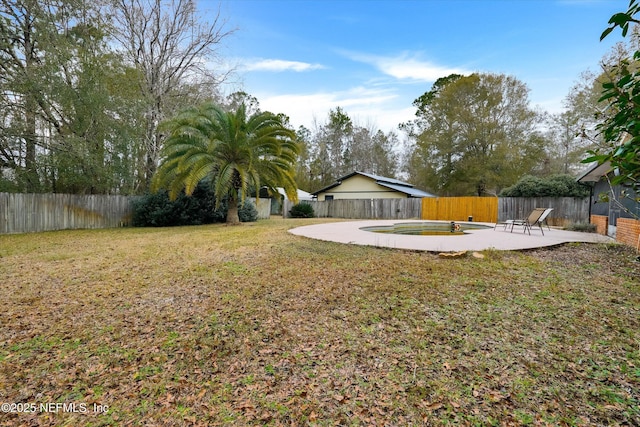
[288,220,615,252]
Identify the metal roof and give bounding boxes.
[355,172,413,187]
[376,182,436,198]
[277,187,313,201]
[311,171,435,197]
[576,161,612,183]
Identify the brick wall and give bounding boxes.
[590,215,609,236]
[616,218,640,249]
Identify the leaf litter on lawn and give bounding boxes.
[0,220,638,426]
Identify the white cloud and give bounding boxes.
[241,58,325,72]
[255,87,412,132]
[344,51,470,82]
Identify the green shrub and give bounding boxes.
[289,203,315,218]
[564,222,597,233]
[131,192,172,227]
[132,182,217,227]
[0,175,20,192]
[132,182,258,226]
[239,200,259,222]
[500,174,589,197]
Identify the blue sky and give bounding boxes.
[213,0,626,132]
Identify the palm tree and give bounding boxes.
[152,102,300,224]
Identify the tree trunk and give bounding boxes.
[23,17,39,192]
[24,95,39,191]
[226,192,241,225]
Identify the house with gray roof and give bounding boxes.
[311,171,435,201]
[577,160,639,244]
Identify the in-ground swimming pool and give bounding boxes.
[360,221,492,236]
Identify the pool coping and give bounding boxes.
[288,219,616,252]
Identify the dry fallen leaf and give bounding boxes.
[0,222,638,426]
[425,402,443,411]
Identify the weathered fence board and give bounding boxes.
[0,193,134,234]
[498,197,590,226]
[248,198,271,221]
[284,196,590,226]
[2,193,591,234]
[0,193,273,234]
[283,198,422,219]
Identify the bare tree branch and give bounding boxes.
[108,0,235,189]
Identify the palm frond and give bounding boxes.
[153,101,301,215]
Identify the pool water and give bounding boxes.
[360,221,491,236]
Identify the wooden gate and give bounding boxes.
[421,197,498,222]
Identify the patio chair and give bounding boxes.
[507,208,548,235]
[536,208,554,234]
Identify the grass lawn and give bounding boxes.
[0,218,638,426]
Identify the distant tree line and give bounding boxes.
[0,0,233,194]
[293,107,400,193]
[0,0,634,199]
[296,43,634,196]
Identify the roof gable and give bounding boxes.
[576,161,612,183]
[311,171,435,197]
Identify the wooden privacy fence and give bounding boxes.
[0,193,134,234]
[423,197,589,225]
[498,197,590,227]
[283,198,422,219]
[1,193,590,234]
[421,197,498,222]
[0,193,272,234]
[248,198,271,221]
[285,196,590,226]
